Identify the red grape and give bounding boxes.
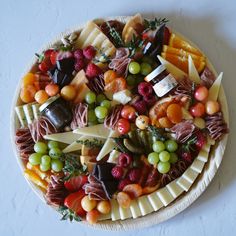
[121,105,136,121]
[117,118,131,134]
[190,102,205,117]
[194,86,209,102]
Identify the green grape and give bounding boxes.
[100,100,111,109]
[48,140,59,149]
[159,151,170,162]
[169,153,178,164]
[34,142,47,154]
[128,61,141,74]
[148,152,159,165]
[96,94,106,104]
[152,141,165,153]
[98,118,105,124]
[140,62,152,76]
[29,153,42,165]
[40,163,51,172]
[85,91,96,104]
[49,147,62,159]
[157,161,170,174]
[165,140,178,152]
[51,159,63,172]
[126,74,136,86]
[41,155,51,165]
[95,106,108,119]
[88,110,97,122]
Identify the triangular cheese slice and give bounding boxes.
[208,72,223,101]
[188,55,201,84]
[44,132,81,144]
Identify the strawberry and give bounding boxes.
[50,50,59,65]
[64,175,88,192]
[64,189,86,217]
[86,63,102,78]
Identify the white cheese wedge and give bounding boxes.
[138,196,154,216]
[96,130,118,161]
[23,103,35,124]
[32,103,40,120]
[62,141,83,153]
[113,90,132,105]
[107,149,120,164]
[208,72,223,101]
[15,106,27,127]
[119,206,132,220]
[129,199,142,218]
[176,176,192,192]
[110,199,120,221]
[44,132,81,144]
[147,192,164,211]
[188,55,201,84]
[166,180,184,198]
[157,55,187,79]
[182,168,199,184]
[73,124,110,139]
[190,159,205,173]
[82,28,100,48]
[156,188,175,206]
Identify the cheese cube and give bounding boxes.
[113,90,132,105]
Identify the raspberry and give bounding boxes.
[138,82,153,96]
[132,100,147,114]
[86,63,102,78]
[74,49,84,60]
[118,178,132,191]
[118,153,133,167]
[83,45,96,60]
[74,59,85,71]
[143,94,157,106]
[128,168,141,182]
[111,166,124,179]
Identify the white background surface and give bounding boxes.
[1,0,236,235]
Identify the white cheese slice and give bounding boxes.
[62,141,83,153]
[182,168,199,184]
[166,180,184,198]
[98,213,111,221]
[138,196,154,216]
[23,103,34,124]
[32,103,40,120]
[129,199,142,218]
[44,132,81,144]
[157,55,187,79]
[110,199,120,221]
[107,149,120,164]
[113,90,132,105]
[190,159,205,173]
[156,188,175,206]
[197,149,209,163]
[82,28,100,48]
[73,124,110,139]
[188,55,201,84]
[147,192,164,211]
[176,176,192,192]
[208,72,223,101]
[15,106,27,127]
[119,206,132,220]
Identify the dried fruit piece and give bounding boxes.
[123,183,143,199]
[166,103,182,124]
[117,191,131,208]
[96,200,111,214]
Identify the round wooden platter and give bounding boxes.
[10,16,229,230]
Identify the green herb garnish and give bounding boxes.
[126,34,145,58]
[147,125,167,142]
[106,21,124,47]
[76,138,104,148]
[143,17,169,31]
[58,206,82,222]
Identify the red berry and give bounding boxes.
[38,61,49,73]
[128,168,141,182]
[74,49,84,60]
[117,118,131,135]
[118,153,133,168]
[195,132,206,150]
[75,59,85,71]
[181,151,192,163]
[190,102,205,117]
[132,100,147,115]
[50,50,58,65]
[138,82,153,96]
[143,94,157,106]
[86,63,102,78]
[64,175,88,192]
[121,105,136,121]
[118,178,132,191]
[83,45,96,60]
[111,166,124,179]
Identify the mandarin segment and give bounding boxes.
[166,103,183,124]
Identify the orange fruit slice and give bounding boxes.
[161,52,205,73]
[104,77,127,93]
[166,103,183,124]
[24,169,48,190]
[162,45,205,62]
[169,33,203,57]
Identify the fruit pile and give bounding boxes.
[14,14,228,224]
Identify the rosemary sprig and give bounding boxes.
[106,21,124,47]
[61,154,87,181]
[58,206,82,222]
[126,34,145,58]
[147,125,167,142]
[143,17,169,31]
[76,138,104,148]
